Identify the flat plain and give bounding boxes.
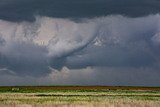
[0,86,160,107]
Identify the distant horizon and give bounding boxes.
[0,86,160,87]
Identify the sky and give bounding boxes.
[0,0,160,86]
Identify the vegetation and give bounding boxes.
[0,86,160,107]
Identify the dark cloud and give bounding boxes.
[1,15,160,73]
[0,36,5,46]
[63,15,160,70]
[0,5,160,85]
[0,41,49,76]
[0,0,160,22]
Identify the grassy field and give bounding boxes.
[0,86,160,107]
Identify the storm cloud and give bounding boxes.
[0,0,160,86]
[0,0,160,22]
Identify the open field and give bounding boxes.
[0,86,160,107]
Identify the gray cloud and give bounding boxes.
[0,42,49,76]
[0,67,160,86]
[0,36,5,46]
[0,0,160,22]
[65,15,160,69]
[0,14,160,85]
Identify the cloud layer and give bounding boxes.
[0,0,160,22]
[0,67,160,86]
[0,14,160,85]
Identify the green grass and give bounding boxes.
[0,86,160,102]
[0,86,160,107]
[0,86,160,93]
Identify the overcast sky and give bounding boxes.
[0,0,160,86]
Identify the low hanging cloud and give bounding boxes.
[0,67,160,86]
[0,14,160,85]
